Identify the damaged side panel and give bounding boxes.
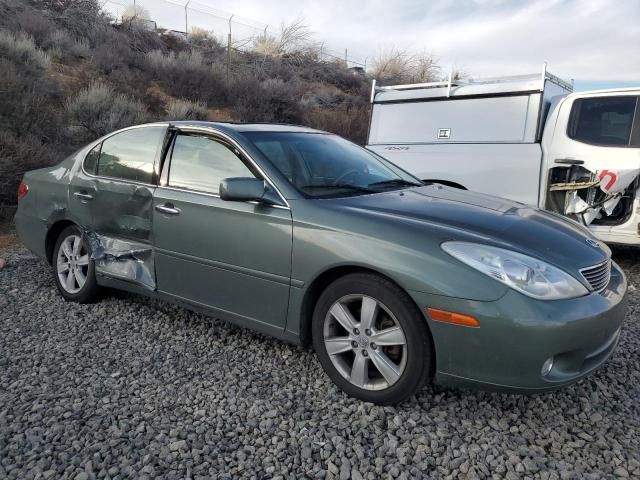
[546,164,640,226]
[84,179,157,290]
[85,230,156,290]
[64,125,168,290]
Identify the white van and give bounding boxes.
[367,66,640,245]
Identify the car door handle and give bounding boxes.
[555,158,585,165]
[155,204,181,215]
[73,191,94,201]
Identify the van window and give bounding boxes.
[97,126,165,183]
[168,134,255,194]
[568,96,638,147]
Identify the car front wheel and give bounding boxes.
[53,225,99,303]
[312,273,433,404]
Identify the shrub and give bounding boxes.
[65,82,150,139]
[303,102,370,144]
[0,131,57,224]
[188,26,220,48]
[0,57,62,142]
[230,75,302,123]
[0,0,377,230]
[371,48,440,85]
[144,49,226,103]
[254,35,280,57]
[0,31,50,69]
[11,8,57,46]
[44,30,90,61]
[121,4,151,21]
[165,98,209,120]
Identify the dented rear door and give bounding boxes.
[83,125,168,288]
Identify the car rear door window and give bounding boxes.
[97,126,165,183]
[168,134,255,194]
[568,96,638,147]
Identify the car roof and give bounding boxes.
[170,121,327,135]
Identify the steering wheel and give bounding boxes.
[334,169,360,185]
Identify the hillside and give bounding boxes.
[0,0,371,227]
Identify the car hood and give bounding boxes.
[335,184,610,270]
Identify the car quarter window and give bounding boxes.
[168,134,255,194]
[96,126,166,183]
[83,143,101,175]
[568,96,638,147]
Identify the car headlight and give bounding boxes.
[441,241,589,300]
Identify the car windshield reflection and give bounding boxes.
[243,131,422,198]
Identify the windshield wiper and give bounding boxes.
[300,183,376,194]
[367,179,423,189]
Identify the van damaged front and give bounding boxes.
[545,164,640,235]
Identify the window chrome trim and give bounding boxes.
[78,123,291,209]
[156,184,291,211]
[169,125,291,209]
[80,123,170,185]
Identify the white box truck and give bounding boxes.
[367,65,640,245]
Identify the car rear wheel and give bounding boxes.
[312,273,433,404]
[53,225,99,303]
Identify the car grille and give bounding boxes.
[580,260,611,293]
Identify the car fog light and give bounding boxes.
[541,357,554,376]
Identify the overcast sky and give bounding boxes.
[112,0,639,90]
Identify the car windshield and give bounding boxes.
[242,132,422,198]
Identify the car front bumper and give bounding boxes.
[408,261,628,392]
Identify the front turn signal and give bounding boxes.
[427,308,480,328]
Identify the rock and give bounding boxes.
[614,467,629,478]
[169,440,187,451]
[1,245,639,480]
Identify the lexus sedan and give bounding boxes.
[15,122,627,404]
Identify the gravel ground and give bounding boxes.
[1,246,639,480]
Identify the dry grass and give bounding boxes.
[0,231,18,249]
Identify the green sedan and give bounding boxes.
[15,122,627,404]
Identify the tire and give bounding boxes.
[52,225,99,303]
[312,273,433,405]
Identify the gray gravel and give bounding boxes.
[1,246,639,480]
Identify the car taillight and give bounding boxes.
[17,182,29,200]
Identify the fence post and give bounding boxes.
[227,14,234,81]
[184,0,191,37]
[344,48,347,66]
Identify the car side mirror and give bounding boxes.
[219,177,268,203]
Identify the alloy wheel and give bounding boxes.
[323,294,408,391]
[56,234,90,294]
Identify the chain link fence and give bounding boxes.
[102,0,367,68]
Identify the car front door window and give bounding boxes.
[168,134,256,194]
